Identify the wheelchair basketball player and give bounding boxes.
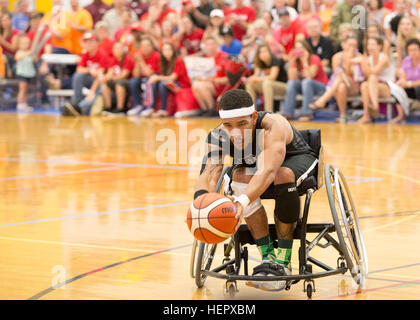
[193,89,319,291]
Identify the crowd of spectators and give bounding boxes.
[1,0,420,123]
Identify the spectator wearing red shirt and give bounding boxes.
[114,9,133,43]
[101,42,135,115]
[283,40,328,121]
[225,0,256,40]
[84,0,111,24]
[128,36,161,116]
[64,33,108,116]
[95,20,115,60]
[192,36,229,116]
[0,12,19,73]
[175,15,204,57]
[272,8,305,61]
[141,0,176,28]
[146,41,191,117]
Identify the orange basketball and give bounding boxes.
[186,192,237,244]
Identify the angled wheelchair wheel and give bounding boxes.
[324,164,368,285]
[195,242,217,288]
[192,167,230,288]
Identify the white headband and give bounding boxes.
[219,105,255,119]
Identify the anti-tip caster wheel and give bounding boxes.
[225,281,237,298]
[304,280,315,299]
[306,283,313,299]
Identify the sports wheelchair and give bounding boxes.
[189,129,368,298]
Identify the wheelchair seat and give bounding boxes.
[296,129,324,195]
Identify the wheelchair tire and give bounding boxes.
[195,241,217,288]
[324,164,368,285]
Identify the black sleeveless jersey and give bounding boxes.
[200,111,315,173]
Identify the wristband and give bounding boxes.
[194,189,208,200]
[234,194,250,209]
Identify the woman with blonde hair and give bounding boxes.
[396,16,420,69]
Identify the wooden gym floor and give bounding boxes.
[0,113,419,300]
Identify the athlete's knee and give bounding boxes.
[273,167,295,185]
[273,182,300,224]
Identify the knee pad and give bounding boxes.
[273,183,300,224]
[230,181,262,218]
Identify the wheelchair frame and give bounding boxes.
[190,138,368,299]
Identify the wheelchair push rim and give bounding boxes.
[325,165,368,284]
[194,241,217,288]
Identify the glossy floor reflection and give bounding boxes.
[0,113,419,299]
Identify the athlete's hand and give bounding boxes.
[227,196,243,233]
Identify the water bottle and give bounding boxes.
[353,63,364,83]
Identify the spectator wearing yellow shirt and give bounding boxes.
[69,0,93,55]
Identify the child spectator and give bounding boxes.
[15,36,36,112]
[148,41,191,117]
[101,42,135,115]
[245,43,287,112]
[283,39,328,121]
[191,36,229,116]
[63,32,108,116]
[220,26,242,56]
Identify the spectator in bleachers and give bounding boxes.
[383,0,411,46]
[203,9,225,45]
[128,36,160,116]
[0,12,19,67]
[317,0,336,36]
[101,41,135,115]
[305,18,334,71]
[114,8,135,43]
[245,43,287,112]
[396,16,420,69]
[364,21,391,55]
[309,35,363,122]
[140,0,176,30]
[225,0,256,41]
[147,41,191,117]
[63,32,108,116]
[191,36,228,116]
[283,39,328,121]
[95,20,115,59]
[272,8,305,61]
[367,0,389,29]
[15,36,35,112]
[250,0,265,19]
[396,38,420,108]
[102,0,137,37]
[296,0,322,36]
[220,26,242,56]
[84,0,111,24]
[241,19,273,64]
[356,36,398,123]
[127,22,145,53]
[329,0,359,47]
[213,0,231,11]
[175,15,204,57]
[129,0,149,19]
[12,0,30,32]
[334,23,356,53]
[271,0,298,27]
[0,46,4,78]
[69,0,94,55]
[0,0,10,15]
[182,0,214,30]
[41,0,73,55]
[155,19,177,49]
[261,10,273,29]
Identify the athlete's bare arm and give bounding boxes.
[242,114,293,203]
